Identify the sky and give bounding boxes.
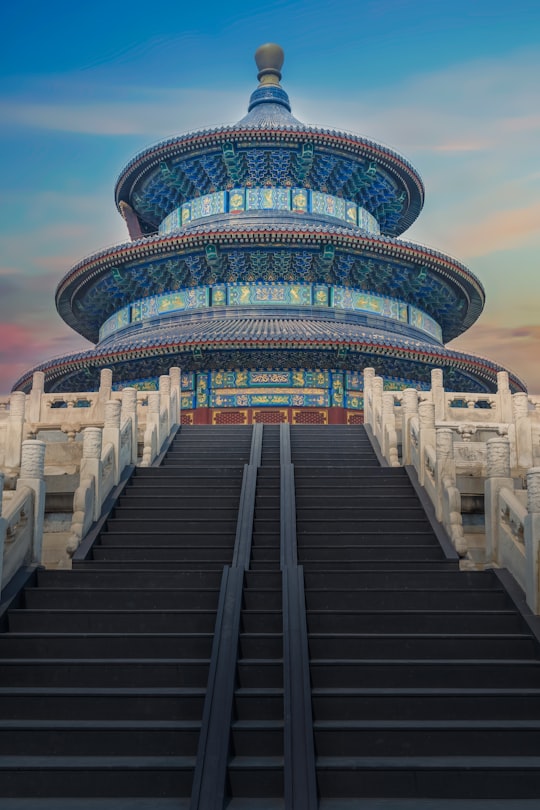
[0,0,539,394]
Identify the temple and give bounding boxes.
[3,45,540,805]
[12,44,526,423]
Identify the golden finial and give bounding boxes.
[255,43,284,86]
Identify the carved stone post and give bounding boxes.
[371,376,384,448]
[159,375,171,435]
[486,436,511,479]
[27,371,45,424]
[5,392,27,470]
[80,427,103,521]
[431,369,445,421]
[170,367,181,425]
[141,392,160,467]
[169,367,182,425]
[435,427,455,522]
[99,368,113,399]
[525,468,540,614]
[484,436,513,568]
[16,440,46,563]
[382,392,399,466]
[401,388,418,465]
[417,401,435,486]
[103,400,122,485]
[363,368,375,427]
[497,371,513,422]
[121,387,138,464]
[436,427,454,462]
[95,368,113,419]
[513,392,532,470]
[104,400,121,430]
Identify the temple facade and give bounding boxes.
[12,44,525,424]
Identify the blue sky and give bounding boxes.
[1,0,539,393]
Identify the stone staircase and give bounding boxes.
[0,423,540,807]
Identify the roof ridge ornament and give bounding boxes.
[246,42,292,114]
[255,43,284,86]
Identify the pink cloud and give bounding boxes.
[456,201,540,258]
[0,322,91,394]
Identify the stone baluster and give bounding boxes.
[417,401,435,486]
[96,369,113,419]
[513,391,532,470]
[497,371,513,422]
[121,387,138,464]
[99,368,113,400]
[525,468,540,613]
[400,388,418,466]
[27,371,45,424]
[16,440,46,564]
[141,392,160,467]
[436,427,454,463]
[169,367,182,425]
[382,392,399,466]
[371,375,384,448]
[103,400,122,484]
[104,400,121,430]
[435,427,464,552]
[5,392,27,471]
[431,368,445,421]
[80,427,103,521]
[484,436,513,569]
[159,375,171,436]
[435,427,455,514]
[362,367,375,427]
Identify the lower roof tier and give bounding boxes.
[12,315,525,394]
[55,222,485,345]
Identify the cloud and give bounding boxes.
[455,201,540,258]
[0,321,91,394]
[0,87,244,137]
[449,322,540,394]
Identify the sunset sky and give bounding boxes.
[1,0,539,393]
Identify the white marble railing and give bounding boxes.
[364,366,540,613]
[0,369,181,595]
[0,441,46,595]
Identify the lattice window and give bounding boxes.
[347,412,364,424]
[293,410,327,424]
[214,411,247,424]
[253,410,287,424]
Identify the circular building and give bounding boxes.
[13,44,525,424]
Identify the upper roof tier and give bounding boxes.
[115,44,425,239]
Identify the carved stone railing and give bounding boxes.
[0,441,46,598]
[0,368,181,589]
[0,367,181,476]
[67,380,176,555]
[364,366,540,612]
